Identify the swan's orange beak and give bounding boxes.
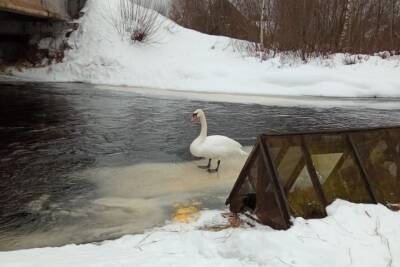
[191,114,199,123]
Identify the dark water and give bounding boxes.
[1,81,400,251]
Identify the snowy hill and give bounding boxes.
[11,0,400,98]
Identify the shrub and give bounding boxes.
[109,0,166,43]
[343,54,368,65]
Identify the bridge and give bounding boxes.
[0,0,86,64]
[0,0,85,20]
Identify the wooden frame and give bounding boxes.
[226,126,400,230]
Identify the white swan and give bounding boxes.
[190,109,247,172]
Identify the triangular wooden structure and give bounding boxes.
[226,126,400,229]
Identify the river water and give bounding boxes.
[1,81,400,251]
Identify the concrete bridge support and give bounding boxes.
[0,0,68,20]
[0,0,86,64]
[0,0,86,20]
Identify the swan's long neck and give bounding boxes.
[198,115,207,140]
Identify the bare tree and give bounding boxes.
[390,0,395,47]
[338,0,352,51]
[170,0,400,57]
[109,0,166,43]
[259,0,266,61]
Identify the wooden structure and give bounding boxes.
[0,0,68,20]
[0,0,85,20]
[226,126,400,229]
[0,0,86,63]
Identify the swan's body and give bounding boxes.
[190,109,247,172]
[190,135,245,159]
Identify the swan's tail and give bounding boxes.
[239,148,249,157]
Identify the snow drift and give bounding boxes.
[10,0,400,98]
[0,200,399,267]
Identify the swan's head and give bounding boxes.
[191,109,204,123]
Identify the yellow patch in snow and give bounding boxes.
[173,206,200,223]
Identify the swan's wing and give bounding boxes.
[205,135,242,148]
[199,135,243,158]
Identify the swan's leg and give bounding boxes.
[216,160,221,171]
[208,160,221,173]
[198,159,211,169]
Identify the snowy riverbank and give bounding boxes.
[9,0,400,98]
[1,200,399,267]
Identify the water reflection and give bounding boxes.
[0,81,400,251]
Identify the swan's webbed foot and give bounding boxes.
[207,160,221,173]
[198,159,211,169]
[198,166,210,169]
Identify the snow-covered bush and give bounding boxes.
[343,54,369,65]
[375,51,392,59]
[109,0,166,43]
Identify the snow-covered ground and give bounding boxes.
[1,200,399,267]
[2,2,400,265]
[9,0,400,98]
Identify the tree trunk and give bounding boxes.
[390,0,395,48]
[338,0,352,51]
[259,0,266,61]
[373,0,383,51]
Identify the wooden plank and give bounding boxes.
[274,141,290,166]
[260,136,291,228]
[262,125,400,137]
[300,136,328,210]
[284,157,305,194]
[225,143,259,205]
[346,134,378,203]
[325,152,348,183]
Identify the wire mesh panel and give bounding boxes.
[304,134,373,204]
[351,129,400,204]
[267,136,326,219]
